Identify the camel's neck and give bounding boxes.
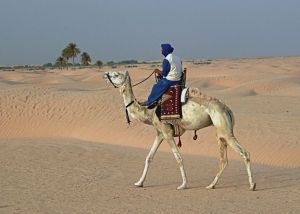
[122,75,135,106]
[121,75,153,125]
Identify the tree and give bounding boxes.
[62,43,81,65]
[81,52,91,65]
[55,56,66,69]
[62,48,71,62]
[95,60,103,69]
[43,62,53,67]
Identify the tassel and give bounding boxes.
[193,130,198,140]
[177,125,182,148]
[177,136,182,148]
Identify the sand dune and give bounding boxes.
[1,57,299,168]
[1,56,300,213]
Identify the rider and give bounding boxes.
[140,43,182,108]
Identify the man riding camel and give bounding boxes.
[140,43,183,108]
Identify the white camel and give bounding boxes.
[104,71,256,190]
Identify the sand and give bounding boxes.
[0,56,299,213]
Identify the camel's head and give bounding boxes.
[103,71,129,88]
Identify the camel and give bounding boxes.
[103,71,256,190]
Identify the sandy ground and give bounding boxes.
[0,56,300,213]
[0,139,299,213]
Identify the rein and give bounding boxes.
[105,71,155,125]
[132,70,156,87]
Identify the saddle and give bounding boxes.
[160,85,182,120]
[158,68,187,120]
[155,69,189,148]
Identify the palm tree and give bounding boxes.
[96,60,103,69]
[55,56,66,69]
[62,48,71,61]
[81,52,91,66]
[62,43,81,65]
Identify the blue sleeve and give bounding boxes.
[161,59,170,77]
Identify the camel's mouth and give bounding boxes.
[103,72,110,83]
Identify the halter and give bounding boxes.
[105,73,118,88]
[105,71,154,125]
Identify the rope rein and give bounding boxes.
[132,70,156,87]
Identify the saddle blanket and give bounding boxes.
[160,85,183,120]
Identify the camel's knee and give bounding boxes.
[244,150,251,162]
[220,158,228,167]
[145,155,153,165]
[174,153,183,165]
[237,145,250,162]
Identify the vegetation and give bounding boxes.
[0,42,146,71]
[81,52,91,65]
[95,60,103,69]
[43,63,53,67]
[119,60,138,64]
[106,61,115,66]
[62,43,81,65]
[106,60,139,65]
[55,56,67,69]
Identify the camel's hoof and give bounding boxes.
[250,183,256,191]
[134,182,143,187]
[206,184,215,190]
[177,184,188,190]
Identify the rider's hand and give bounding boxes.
[154,68,161,75]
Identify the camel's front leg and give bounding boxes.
[134,134,163,187]
[166,137,188,190]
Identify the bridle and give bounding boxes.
[105,72,118,88]
[105,71,156,125]
[105,70,156,88]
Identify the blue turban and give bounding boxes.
[161,43,174,57]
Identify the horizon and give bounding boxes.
[1,55,300,67]
[1,0,300,65]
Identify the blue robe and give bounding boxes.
[146,78,179,105]
[146,43,180,106]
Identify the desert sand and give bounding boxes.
[0,56,299,213]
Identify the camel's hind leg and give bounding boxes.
[206,137,228,189]
[134,133,163,187]
[221,134,256,191]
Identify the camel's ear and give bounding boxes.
[124,70,129,77]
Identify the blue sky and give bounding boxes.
[0,0,299,65]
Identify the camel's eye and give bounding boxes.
[112,72,118,78]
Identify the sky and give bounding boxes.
[0,0,300,65]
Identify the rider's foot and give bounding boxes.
[138,101,148,106]
[147,101,158,109]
